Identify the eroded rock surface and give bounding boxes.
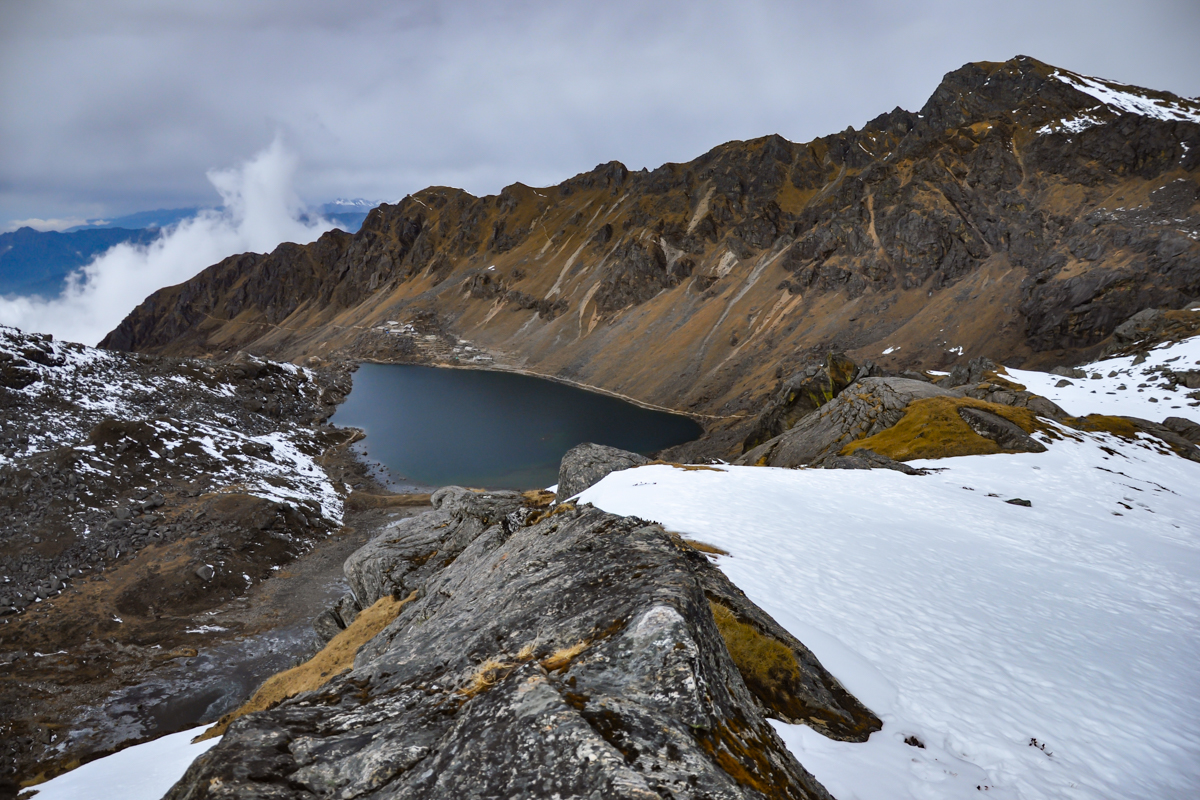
[168,490,879,799]
[738,378,956,468]
[555,442,650,501]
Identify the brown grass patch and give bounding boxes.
[345,492,431,511]
[710,601,801,697]
[647,460,724,472]
[843,396,1049,461]
[540,639,589,671]
[984,369,1028,392]
[196,591,416,741]
[1073,414,1140,438]
[458,656,517,698]
[528,500,576,526]
[683,538,730,556]
[709,601,880,741]
[521,489,556,508]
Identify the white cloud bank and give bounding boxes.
[0,139,334,346]
[2,216,93,233]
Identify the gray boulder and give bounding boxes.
[820,448,924,475]
[555,442,649,501]
[1113,308,1166,345]
[167,501,879,799]
[737,377,957,468]
[1163,416,1200,444]
[958,407,1047,453]
[942,356,997,388]
[344,487,526,607]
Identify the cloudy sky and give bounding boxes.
[3,0,1199,228]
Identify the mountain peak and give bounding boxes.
[918,55,1200,134]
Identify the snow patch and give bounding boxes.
[1052,69,1200,124]
[27,726,220,800]
[1006,335,1200,418]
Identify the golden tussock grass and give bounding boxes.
[458,657,517,698]
[521,489,556,508]
[1073,414,1141,438]
[196,591,416,741]
[345,492,432,511]
[527,501,576,526]
[709,601,801,696]
[540,639,589,671]
[647,460,724,472]
[683,538,730,556]
[843,396,1048,461]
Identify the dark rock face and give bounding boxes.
[344,487,531,607]
[1163,416,1200,445]
[742,353,870,452]
[593,239,689,316]
[957,407,1047,453]
[738,378,956,468]
[167,493,879,799]
[820,448,924,475]
[0,325,375,791]
[941,357,997,388]
[556,442,651,501]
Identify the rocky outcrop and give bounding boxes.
[101,56,1200,430]
[738,378,957,468]
[957,407,1047,453]
[742,353,873,452]
[1164,416,1200,445]
[555,442,651,501]
[166,487,880,799]
[1101,307,1200,358]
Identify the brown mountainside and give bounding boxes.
[103,55,1200,432]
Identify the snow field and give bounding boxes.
[1006,336,1200,420]
[578,429,1200,800]
[27,726,219,800]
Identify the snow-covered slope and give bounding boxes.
[1053,69,1200,125]
[1006,335,1200,419]
[1035,67,1200,136]
[27,726,218,800]
[0,325,343,523]
[581,430,1199,799]
[579,339,1200,800]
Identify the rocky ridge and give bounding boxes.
[166,479,879,799]
[102,56,1200,454]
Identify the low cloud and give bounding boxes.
[3,217,93,233]
[0,139,333,347]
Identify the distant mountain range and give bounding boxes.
[1,201,379,298]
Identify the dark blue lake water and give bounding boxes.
[330,364,703,490]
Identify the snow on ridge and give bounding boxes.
[0,324,343,522]
[1051,69,1200,125]
[1035,111,1106,136]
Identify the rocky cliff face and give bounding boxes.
[102,56,1200,440]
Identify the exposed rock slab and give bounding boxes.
[555,442,650,501]
[957,407,1047,453]
[167,492,880,799]
[737,378,957,468]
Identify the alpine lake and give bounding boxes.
[330,364,703,490]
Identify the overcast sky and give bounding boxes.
[3,0,1199,228]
